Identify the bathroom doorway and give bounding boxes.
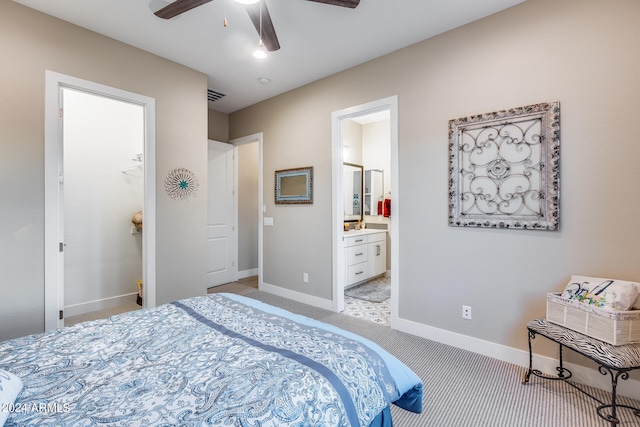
[342,112,392,325]
[331,96,399,327]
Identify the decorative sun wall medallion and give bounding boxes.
[164,168,199,201]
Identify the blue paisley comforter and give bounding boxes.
[0,293,422,426]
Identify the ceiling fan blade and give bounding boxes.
[245,1,280,52]
[154,0,214,19]
[305,0,360,8]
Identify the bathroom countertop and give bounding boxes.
[343,228,387,237]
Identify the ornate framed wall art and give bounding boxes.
[448,101,560,230]
[275,166,313,204]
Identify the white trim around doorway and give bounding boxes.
[229,133,264,290]
[331,96,399,324]
[44,70,156,331]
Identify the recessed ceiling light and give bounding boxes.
[258,78,271,84]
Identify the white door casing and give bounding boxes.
[44,71,156,330]
[229,133,263,288]
[207,140,236,287]
[331,96,398,319]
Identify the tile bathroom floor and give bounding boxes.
[343,296,391,326]
[342,275,391,326]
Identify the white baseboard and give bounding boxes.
[260,281,334,311]
[64,293,138,318]
[238,268,258,280]
[393,316,640,401]
[256,285,640,400]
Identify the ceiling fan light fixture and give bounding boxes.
[234,0,259,4]
[253,46,267,59]
[253,4,267,59]
[253,39,267,58]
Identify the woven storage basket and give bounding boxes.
[546,292,640,345]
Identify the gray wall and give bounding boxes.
[229,0,640,356]
[0,1,208,341]
[208,109,230,142]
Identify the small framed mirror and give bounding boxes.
[343,162,364,222]
[275,166,313,204]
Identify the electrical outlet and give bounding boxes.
[462,305,472,320]
[303,273,309,283]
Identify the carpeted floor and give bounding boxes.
[246,290,640,427]
[64,282,640,426]
[207,277,259,296]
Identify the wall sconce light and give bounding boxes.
[343,144,350,159]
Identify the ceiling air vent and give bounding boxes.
[207,89,226,102]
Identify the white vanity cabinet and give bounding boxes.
[368,232,386,278]
[344,230,387,288]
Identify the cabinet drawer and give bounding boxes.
[344,235,368,247]
[347,245,368,265]
[348,263,368,284]
[368,232,386,243]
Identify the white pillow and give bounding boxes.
[560,275,639,311]
[0,369,23,427]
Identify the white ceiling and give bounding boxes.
[13,0,525,113]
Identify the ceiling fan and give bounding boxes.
[154,0,360,52]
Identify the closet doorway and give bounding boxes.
[44,71,156,330]
[331,96,399,327]
[230,133,263,286]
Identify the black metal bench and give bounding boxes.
[524,318,640,426]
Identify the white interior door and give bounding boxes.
[207,140,236,287]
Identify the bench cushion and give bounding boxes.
[528,318,640,369]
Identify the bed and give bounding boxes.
[0,293,422,426]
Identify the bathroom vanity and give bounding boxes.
[343,229,387,289]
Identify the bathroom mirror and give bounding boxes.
[343,163,363,222]
[275,166,313,204]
